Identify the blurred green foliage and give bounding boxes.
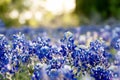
[0,0,28,27]
[12,65,33,80]
[75,0,120,21]
[1,0,120,27]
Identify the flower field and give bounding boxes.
[0,24,120,80]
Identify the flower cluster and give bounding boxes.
[0,24,120,80]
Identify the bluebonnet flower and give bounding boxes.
[100,26,111,41]
[111,37,120,50]
[0,24,120,80]
[5,33,31,74]
[113,50,120,80]
[32,64,77,80]
[32,37,52,61]
[0,34,10,74]
[32,64,49,80]
[12,34,28,61]
[88,40,112,67]
[114,39,120,50]
[91,67,112,80]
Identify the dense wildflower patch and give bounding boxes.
[0,25,120,80]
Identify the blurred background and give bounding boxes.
[0,0,120,27]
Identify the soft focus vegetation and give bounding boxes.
[75,0,120,24]
[0,0,120,27]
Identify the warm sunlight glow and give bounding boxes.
[45,0,75,14]
[9,10,19,19]
[9,0,76,24]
